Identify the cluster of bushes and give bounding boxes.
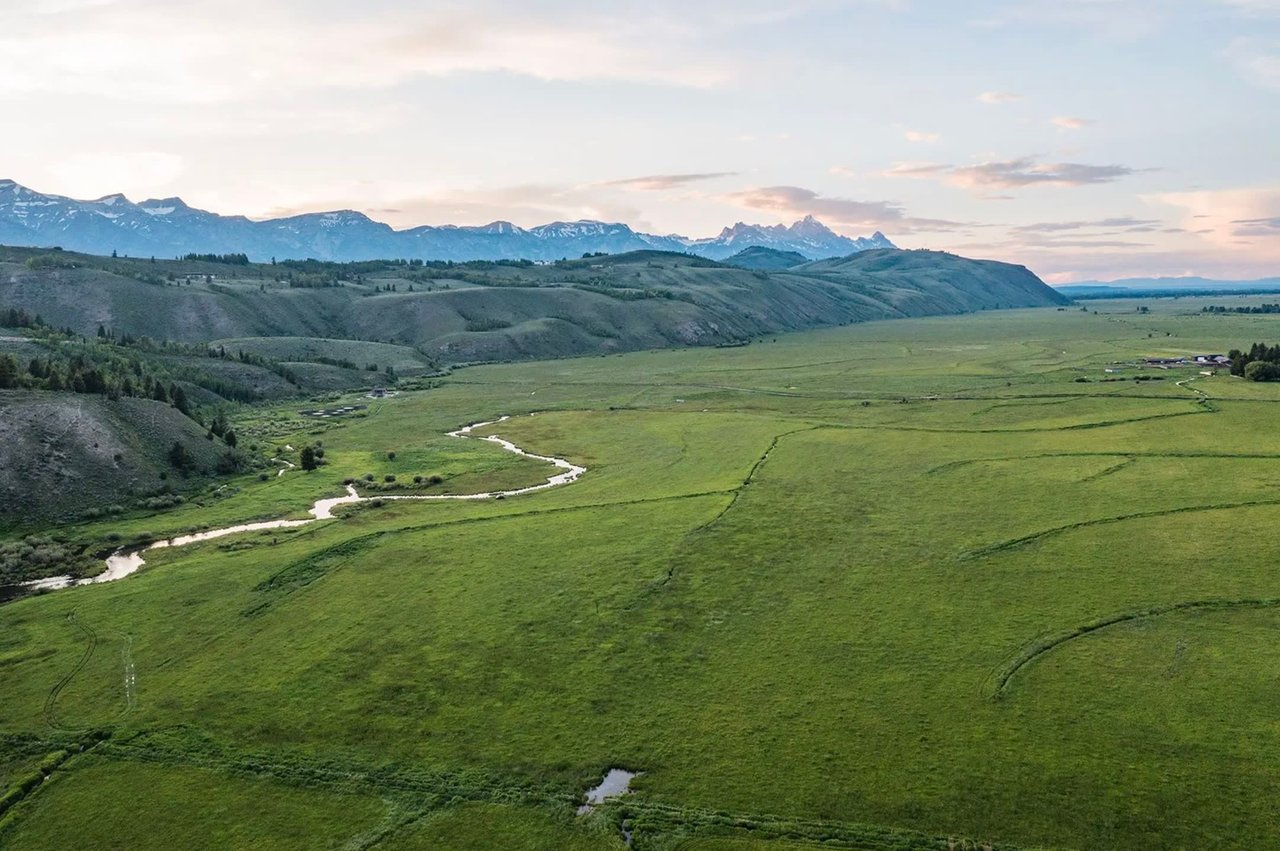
[313,355,360,370]
[348,472,445,491]
[286,274,345,289]
[464,317,513,332]
[0,537,97,584]
[136,493,186,510]
[573,282,697,304]
[80,504,126,520]
[23,254,81,271]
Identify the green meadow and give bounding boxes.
[5,301,1280,849]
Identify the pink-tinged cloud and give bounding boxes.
[1051,116,1094,129]
[884,162,949,178]
[1226,38,1280,90]
[601,172,738,191]
[904,130,940,143]
[1154,186,1280,260]
[727,185,966,232]
[977,90,1023,104]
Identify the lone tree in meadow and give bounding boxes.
[300,445,318,471]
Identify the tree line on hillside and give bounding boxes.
[182,252,250,265]
[1229,343,1280,380]
[1205,304,1280,314]
[0,311,298,424]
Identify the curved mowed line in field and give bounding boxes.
[959,498,1280,561]
[928,451,1280,476]
[990,598,1280,699]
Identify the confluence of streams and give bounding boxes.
[24,416,585,594]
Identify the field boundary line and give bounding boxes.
[693,425,825,534]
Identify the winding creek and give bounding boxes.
[2,416,585,602]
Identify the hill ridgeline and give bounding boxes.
[0,245,1068,366]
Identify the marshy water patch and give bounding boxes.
[298,404,368,418]
[577,768,638,815]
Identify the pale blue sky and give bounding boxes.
[2,0,1278,280]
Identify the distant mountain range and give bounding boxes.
[1060,276,1280,292]
[1056,276,1280,299]
[0,179,895,263]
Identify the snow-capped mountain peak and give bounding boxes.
[0,179,897,263]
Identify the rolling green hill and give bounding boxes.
[0,246,1068,366]
[722,246,808,270]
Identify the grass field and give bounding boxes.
[4,304,1280,848]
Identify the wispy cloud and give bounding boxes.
[1051,116,1094,129]
[1225,38,1280,90]
[260,181,651,231]
[951,158,1136,189]
[973,1,1171,40]
[978,91,1023,104]
[888,156,1139,193]
[904,130,940,143]
[0,2,741,104]
[727,185,965,232]
[1012,217,1164,234]
[1220,0,1280,17]
[1233,216,1280,235]
[601,172,738,191]
[884,162,950,178]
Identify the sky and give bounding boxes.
[1,0,1278,282]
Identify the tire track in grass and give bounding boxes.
[1078,457,1135,483]
[989,598,1280,699]
[119,634,136,716]
[960,498,1280,561]
[44,610,97,731]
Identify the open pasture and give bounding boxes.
[5,304,1280,848]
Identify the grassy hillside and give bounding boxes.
[722,246,808,270]
[0,391,230,535]
[0,245,1067,366]
[208,337,437,376]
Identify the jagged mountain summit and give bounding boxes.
[0,179,896,263]
[689,216,894,260]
